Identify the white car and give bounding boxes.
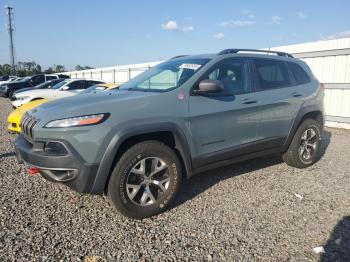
[12,79,105,108]
[0,75,18,85]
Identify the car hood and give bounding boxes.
[13,87,34,94]
[29,90,160,123]
[15,89,60,98]
[5,81,30,89]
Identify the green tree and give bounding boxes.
[44,67,55,74]
[75,65,83,71]
[1,64,12,76]
[75,65,94,71]
[54,65,65,73]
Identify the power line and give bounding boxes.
[5,5,16,75]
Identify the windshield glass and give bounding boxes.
[33,81,50,89]
[119,58,210,92]
[52,79,69,89]
[18,76,31,82]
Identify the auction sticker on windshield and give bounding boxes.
[179,64,202,71]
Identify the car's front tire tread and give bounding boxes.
[107,140,182,219]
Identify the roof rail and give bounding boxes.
[217,48,294,58]
[169,55,189,60]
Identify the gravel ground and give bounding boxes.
[0,97,349,262]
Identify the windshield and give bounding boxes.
[33,81,51,89]
[18,76,31,82]
[52,79,69,89]
[119,58,210,92]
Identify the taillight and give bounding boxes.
[320,83,325,91]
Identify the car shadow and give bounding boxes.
[0,152,15,160]
[320,216,350,262]
[173,129,332,208]
[320,129,331,159]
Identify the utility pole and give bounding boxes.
[5,5,16,75]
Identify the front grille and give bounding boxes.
[21,113,38,141]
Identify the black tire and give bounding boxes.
[282,118,322,168]
[107,140,182,219]
[8,90,15,99]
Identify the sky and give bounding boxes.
[0,0,349,70]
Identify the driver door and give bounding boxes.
[188,58,260,166]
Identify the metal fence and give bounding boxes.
[272,37,350,129]
[63,38,350,129]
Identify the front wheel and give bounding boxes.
[107,141,182,219]
[282,118,322,168]
[8,90,15,99]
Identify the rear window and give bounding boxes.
[254,59,290,90]
[288,62,310,85]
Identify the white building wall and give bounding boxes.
[62,38,350,129]
[271,38,350,128]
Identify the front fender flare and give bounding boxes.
[90,122,193,194]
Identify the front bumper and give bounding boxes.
[15,134,99,193]
[7,122,20,133]
[7,112,21,133]
[12,99,26,108]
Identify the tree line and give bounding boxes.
[0,62,94,76]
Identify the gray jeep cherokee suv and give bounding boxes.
[15,49,324,219]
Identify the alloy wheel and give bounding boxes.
[126,157,170,206]
[298,128,318,161]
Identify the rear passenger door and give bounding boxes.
[252,58,304,143]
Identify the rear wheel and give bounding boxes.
[107,141,182,219]
[282,118,322,168]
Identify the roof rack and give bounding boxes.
[217,48,294,58]
[169,55,189,60]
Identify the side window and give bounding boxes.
[46,75,57,81]
[200,59,251,95]
[254,59,290,90]
[67,81,85,90]
[288,62,310,85]
[31,75,45,85]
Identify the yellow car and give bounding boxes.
[83,83,120,92]
[7,99,48,133]
[7,83,120,133]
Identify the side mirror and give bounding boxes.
[194,79,224,95]
[61,86,69,91]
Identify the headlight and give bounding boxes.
[44,113,109,128]
[2,85,8,91]
[16,96,30,101]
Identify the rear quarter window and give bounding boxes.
[288,62,311,85]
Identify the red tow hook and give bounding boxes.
[28,167,40,176]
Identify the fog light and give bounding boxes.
[44,141,68,156]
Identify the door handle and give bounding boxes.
[292,92,302,97]
[241,99,258,105]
